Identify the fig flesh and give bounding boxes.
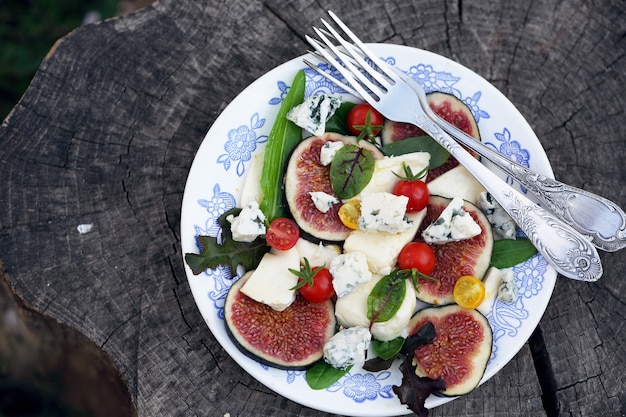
[284,132,383,241]
[406,304,493,397]
[224,271,336,370]
[381,92,481,181]
[414,195,493,305]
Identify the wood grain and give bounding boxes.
[0,0,624,416]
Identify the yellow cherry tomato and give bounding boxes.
[453,275,486,309]
[338,200,361,230]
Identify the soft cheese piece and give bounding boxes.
[427,165,486,206]
[226,200,266,242]
[477,267,506,315]
[240,246,300,311]
[323,326,372,369]
[358,192,413,233]
[344,210,426,275]
[478,191,517,240]
[239,150,265,206]
[286,93,342,136]
[334,274,416,341]
[498,269,520,302]
[360,152,431,194]
[294,238,341,268]
[329,252,372,297]
[422,197,481,244]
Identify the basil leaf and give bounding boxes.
[329,144,375,199]
[367,273,406,323]
[381,136,450,169]
[259,70,305,221]
[490,238,538,268]
[325,101,357,135]
[372,337,405,361]
[306,362,351,390]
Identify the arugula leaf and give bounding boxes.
[367,271,406,323]
[392,360,446,417]
[259,70,305,221]
[306,362,352,390]
[329,144,375,199]
[490,238,538,268]
[372,337,405,361]
[324,101,357,134]
[184,209,269,275]
[381,136,450,169]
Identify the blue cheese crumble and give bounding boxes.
[358,192,413,233]
[226,201,266,242]
[319,141,344,166]
[478,191,517,240]
[286,93,342,136]
[422,197,481,244]
[323,326,372,369]
[329,252,372,297]
[497,269,520,302]
[309,191,339,213]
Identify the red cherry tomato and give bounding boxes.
[346,103,384,136]
[266,217,300,250]
[298,267,335,303]
[397,242,436,275]
[393,179,429,212]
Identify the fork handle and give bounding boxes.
[415,113,603,281]
[434,116,626,252]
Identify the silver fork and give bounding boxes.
[310,27,626,253]
[305,11,603,282]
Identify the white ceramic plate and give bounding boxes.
[181,44,557,416]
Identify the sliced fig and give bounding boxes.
[284,132,383,241]
[381,92,481,181]
[414,195,493,305]
[406,304,493,397]
[224,271,336,370]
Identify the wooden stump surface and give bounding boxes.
[0,0,624,416]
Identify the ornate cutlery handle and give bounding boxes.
[416,114,603,281]
[435,116,626,253]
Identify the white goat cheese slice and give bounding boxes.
[329,252,372,298]
[319,141,344,166]
[309,191,339,213]
[360,152,431,194]
[427,165,486,206]
[358,192,413,233]
[286,93,341,136]
[323,326,372,369]
[478,191,517,240]
[422,197,481,244]
[334,274,416,342]
[226,200,266,242]
[344,210,426,275]
[240,246,300,311]
[294,238,341,268]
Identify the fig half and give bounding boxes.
[284,132,383,241]
[415,195,494,305]
[406,304,493,397]
[381,91,481,181]
[224,271,336,370]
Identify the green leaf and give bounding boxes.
[381,136,451,169]
[259,70,306,221]
[372,337,405,361]
[184,209,270,275]
[329,144,375,199]
[490,238,538,268]
[324,101,357,134]
[367,272,406,323]
[306,362,352,390]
